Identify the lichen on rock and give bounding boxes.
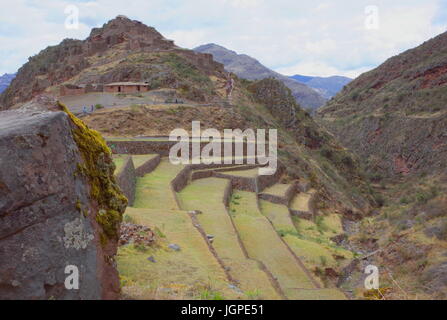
[63,218,95,250]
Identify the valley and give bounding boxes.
[1,13,446,301]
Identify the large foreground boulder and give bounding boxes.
[0,101,127,299]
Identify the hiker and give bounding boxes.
[225,75,234,100]
[83,106,87,115]
[91,105,94,113]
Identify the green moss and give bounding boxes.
[59,102,127,243]
[96,209,122,239]
[75,199,82,212]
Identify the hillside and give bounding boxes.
[194,43,327,110]
[1,16,380,300]
[317,31,447,299]
[0,73,15,94]
[290,75,352,99]
[317,31,447,179]
[0,16,224,110]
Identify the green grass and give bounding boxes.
[290,189,316,212]
[131,154,158,169]
[229,191,317,299]
[112,154,129,174]
[177,178,281,299]
[133,158,184,210]
[259,200,297,234]
[117,207,239,300]
[291,215,354,269]
[261,183,292,197]
[259,200,352,295]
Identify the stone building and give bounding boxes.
[104,82,150,93]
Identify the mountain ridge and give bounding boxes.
[290,74,352,99]
[0,73,16,94]
[194,43,327,110]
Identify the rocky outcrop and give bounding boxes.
[0,16,225,110]
[0,102,126,300]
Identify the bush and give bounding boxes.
[95,104,104,109]
[399,197,411,205]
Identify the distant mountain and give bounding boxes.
[194,43,327,110]
[0,73,16,94]
[290,75,352,99]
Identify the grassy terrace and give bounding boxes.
[133,158,183,210]
[229,191,317,299]
[290,213,354,278]
[290,189,316,212]
[177,177,281,299]
[118,207,237,300]
[259,201,351,295]
[118,159,239,299]
[131,154,158,169]
[113,154,159,174]
[261,183,292,197]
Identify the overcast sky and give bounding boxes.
[1,0,446,78]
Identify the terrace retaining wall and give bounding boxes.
[135,154,161,177]
[257,166,284,191]
[107,140,250,158]
[289,191,318,221]
[222,180,233,207]
[115,156,136,206]
[258,182,298,206]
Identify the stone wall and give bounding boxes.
[115,157,136,206]
[171,166,193,193]
[259,182,298,206]
[257,166,284,191]
[107,140,250,159]
[135,155,161,177]
[222,179,233,207]
[289,191,318,221]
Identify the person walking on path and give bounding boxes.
[225,74,234,101]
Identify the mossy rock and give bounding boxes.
[60,102,127,244]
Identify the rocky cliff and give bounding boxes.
[0,97,126,299]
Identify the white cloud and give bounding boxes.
[0,0,446,79]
